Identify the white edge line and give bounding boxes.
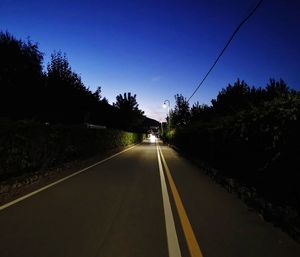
[0,144,137,211]
[156,142,182,257]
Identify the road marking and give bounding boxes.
[0,145,137,211]
[156,143,182,257]
[158,144,204,257]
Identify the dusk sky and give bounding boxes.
[1,0,300,121]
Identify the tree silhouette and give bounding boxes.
[93,86,102,101]
[0,31,154,129]
[211,79,252,115]
[0,31,44,120]
[113,92,144,131]
[190,102,212,123]
[171,94,190,128]
[45,51,98,124]
[265,79,292,100]
[210,78,295,117]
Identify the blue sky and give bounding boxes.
[1,0,300,121]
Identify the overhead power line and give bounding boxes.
[187,0,264,102]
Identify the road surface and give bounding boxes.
[0,140,300,257]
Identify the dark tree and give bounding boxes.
[93,86,102,101]
[113,92,144,131]
[89,89,116,127]
[0,31,44,120]
[210,79,295,117]
[190,102,212,123]
[265,79,292,100]
[211,79,252,115]
[170,94,190,128]
[45,51,97,124]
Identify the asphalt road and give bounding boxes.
[1,140,300,257]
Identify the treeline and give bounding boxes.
[0,31,152,180]
[166,79,300,210]
[0,31,148,132]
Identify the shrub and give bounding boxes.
[168,94,300,208]
[0,121,144,180]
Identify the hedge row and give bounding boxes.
[166,95,300,209]
[0,121,145,180]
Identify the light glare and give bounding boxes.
[150,134,156,143]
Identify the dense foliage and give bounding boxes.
[0,32,44,120]
[166,79,300,209]
[0,121,145,180]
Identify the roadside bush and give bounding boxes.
[0,121,144,180]
[167,94,300,208]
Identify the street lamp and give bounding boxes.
[163,100,170,131]
[160,120,163,136]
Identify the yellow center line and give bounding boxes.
[158,144,204,257]
[156,143,182,257]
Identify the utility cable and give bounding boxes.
[187,0,264,102]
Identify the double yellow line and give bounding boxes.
[157,143,204,257]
